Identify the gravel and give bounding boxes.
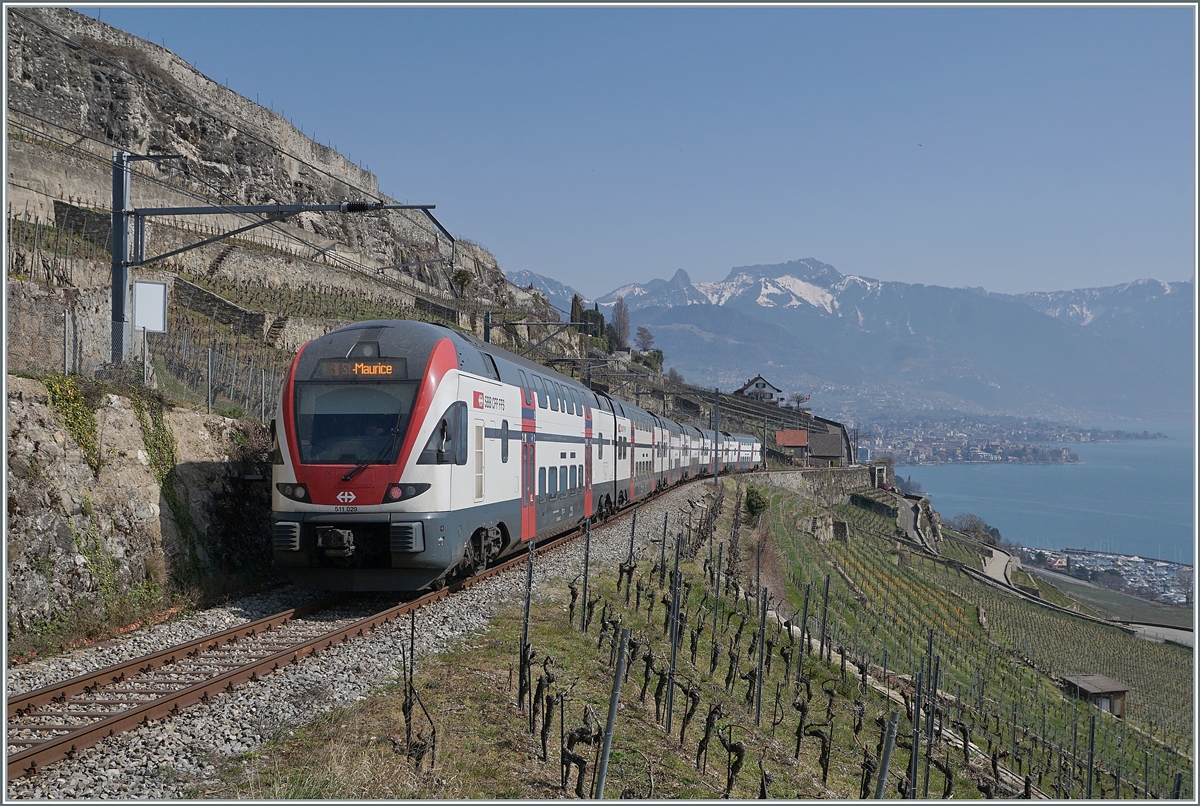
[6,484,714,799]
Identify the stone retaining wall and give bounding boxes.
[753,466,872,505]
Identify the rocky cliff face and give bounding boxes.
[5,375,272,639]
[5,8,589,642]
[6,6,561,320]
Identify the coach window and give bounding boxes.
[598,433,603,460]
[547,380,559,411]
[478,351,500,381]
[538,466,547,500]
[501,420,509,463]
[418,401,468,465]
[533,376,548,409]
[518,369,531,404]
[560,465,568,494]
[569,465,577,490]
[547,464,557,497]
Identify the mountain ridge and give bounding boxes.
[515,260,1193,422]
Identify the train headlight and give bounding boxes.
[382,483,430,504]
[276,483,309,502]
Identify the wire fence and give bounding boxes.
[148,314,291,423]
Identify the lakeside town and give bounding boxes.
[856,413,1167,465]
[1017,547,1194,607]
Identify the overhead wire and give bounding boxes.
[7,108,452,292]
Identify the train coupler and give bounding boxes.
[317,527,356,557]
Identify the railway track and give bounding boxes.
[4,509,625,780]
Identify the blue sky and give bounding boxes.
[82,5,1195,298]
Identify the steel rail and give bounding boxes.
[5,512,592,779]
[6,597,343,720]
[6,475,706,780]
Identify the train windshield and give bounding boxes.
[293,381,419,465]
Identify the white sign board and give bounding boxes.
[132,280,168,333]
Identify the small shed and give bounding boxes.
[775,429,808,460]
[1062,674,1128,718]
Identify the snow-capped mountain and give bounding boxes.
[595,269,714,310]
[505,270,588,319]
[586,259,1192,421]
[996,279,1193,358]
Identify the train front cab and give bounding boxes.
[273,324,522,591]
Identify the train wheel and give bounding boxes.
[460,531,485,578]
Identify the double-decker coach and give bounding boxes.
[271,319,762,591]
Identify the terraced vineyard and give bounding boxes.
[763,483,1193,799]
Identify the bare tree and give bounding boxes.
[948,512,992,540]
[634,326,655,351]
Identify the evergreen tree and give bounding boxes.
[612,296,630,350]
[570,293,585,330]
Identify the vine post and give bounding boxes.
[754,585,767,726]
[1087,713,1096,798]
[923,656,939,797]
[519,538,536,710]
[664,533,682,734]
[875,711,900,799]
[595,627,631,799]
[713,542,723,657]
[908,670,923,799]
[627,509,637,565]
[659,512,668,588]
[580,522,590,631]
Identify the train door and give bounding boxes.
[584,402,594,517]
[473,418,485,502]
[519,377,537,541]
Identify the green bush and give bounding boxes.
[744,484,768,520]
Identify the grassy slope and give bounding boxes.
[1026,569,1194,629]
[204,478,1193,800]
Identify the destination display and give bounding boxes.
[310,357,407,380]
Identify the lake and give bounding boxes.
[898,423,1195,565]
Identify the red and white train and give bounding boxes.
[271,319,762,591]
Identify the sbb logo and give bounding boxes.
[336,491,356,503]
[473,391,485,409]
